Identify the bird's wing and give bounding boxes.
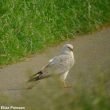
[28,54,73,83]
[41,54,73,75]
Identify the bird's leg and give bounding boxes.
[60,73,72,88]
[61,80,72,88]
[63,81,68,88]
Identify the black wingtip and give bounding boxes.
[28,71,43,82]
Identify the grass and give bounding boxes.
[0,0,110,65]
[0,70,110,110]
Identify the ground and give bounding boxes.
[0,27,110,110]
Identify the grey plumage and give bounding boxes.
[28,44,75,87]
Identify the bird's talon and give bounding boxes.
[64,85,72,88]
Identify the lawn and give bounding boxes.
[0,0,110,65]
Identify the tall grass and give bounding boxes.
[0,71,110,110]
[0,0,110,65]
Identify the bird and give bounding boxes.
[27,44,75,89]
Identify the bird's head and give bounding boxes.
[61,44,74,54]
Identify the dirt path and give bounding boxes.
[0,27,110,107]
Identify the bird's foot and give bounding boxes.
[64,84,72,88]
[61,81,72,88]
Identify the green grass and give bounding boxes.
[0,0,110,65]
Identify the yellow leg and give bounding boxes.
[61,80,72,88]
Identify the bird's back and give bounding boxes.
[42,52,74,75]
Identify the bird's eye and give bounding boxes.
[67,47,73,51]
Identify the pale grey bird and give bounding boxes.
[28,44,75,88]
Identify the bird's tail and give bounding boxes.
[26,71,43,89]
[28,71,43,82]
[27,71,50,89]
